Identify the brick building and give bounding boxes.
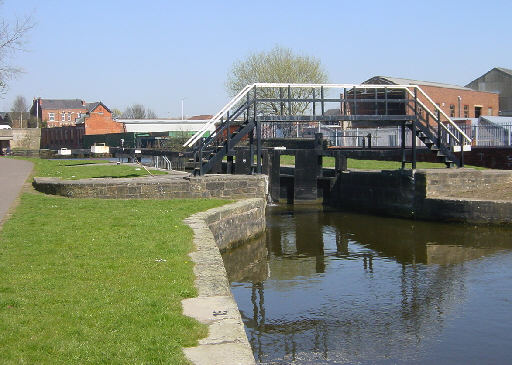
[466,67,512,116]
[363,76,499,119]
[36,99,125,149]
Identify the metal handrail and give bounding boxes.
[184,84,253,147]
[184,83,473,147]
[403,87,471,144]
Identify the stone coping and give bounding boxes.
[182,199,265,365]
[32,174,268,200]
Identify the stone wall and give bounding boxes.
[33,174,268,200]
[11,128,41,150]
[327,169,512,224]
[415,169,512,198]
[203,199,266,252]
[182,198,265,364]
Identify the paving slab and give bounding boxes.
[0,157,33,226]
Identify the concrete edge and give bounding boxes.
[420,197,512,224]
[182,199,263,365]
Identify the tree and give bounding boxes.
[122,104,157,119]
[111,108,122,120]
[0,2,34,96]
[10,95,27,128]
[226,45,328,116]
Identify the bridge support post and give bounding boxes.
[401,121,406,169]
[226,155,234,174]
[412,88,418,170]
[334,151,347,173]
[234,149,252,175]
[294,149,320,202]
[267,149,281,202]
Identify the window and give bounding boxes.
[449,104,455,117]
[61,112,66,121]
[48,113,55,121]
[463,105,469,118]
[488,107,493,116]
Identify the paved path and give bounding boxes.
[0,157,33,224]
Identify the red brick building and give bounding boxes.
[31,99,86,127]
[363,76,499,118]
[35,99,125,149]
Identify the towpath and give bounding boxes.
[0,157,33,226]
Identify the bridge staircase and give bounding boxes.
[184,84,472,175]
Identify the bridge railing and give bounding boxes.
[184,83,472,150]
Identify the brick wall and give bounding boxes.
[84,104,124,135]
[44,108,86,128]
[419,86,499,118]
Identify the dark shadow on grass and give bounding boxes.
[88,174,145,179]
[64,162,103,167]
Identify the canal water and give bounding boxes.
[221,205,512,364]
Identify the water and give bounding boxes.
[222,205,512,364]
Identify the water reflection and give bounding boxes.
[222,205,512,364]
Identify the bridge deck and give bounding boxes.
[257,115,414,122]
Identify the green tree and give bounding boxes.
[226,45,328,116]
[111,108,122,119]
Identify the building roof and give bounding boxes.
[40,99,85,110]
[481,116,512,126]
[188,114,213,120]
[495,67,512,77]
[364,76,471,91]
[117,119,215,133]
[84,101,111,114]
[85,102,100,112]
[466,67,512,87]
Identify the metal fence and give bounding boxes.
[469,123,512,147]
[262,122,512,148]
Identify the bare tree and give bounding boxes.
[122,104,157,119]
[0,1,34,96]
[10,95,27,127]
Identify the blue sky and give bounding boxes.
[2,0,511,117]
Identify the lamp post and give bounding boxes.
[457,96,462,118]
[181,98,187,120]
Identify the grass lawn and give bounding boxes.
[15,158,167,180]
[279,155,485,170]
[0,194,229,364]
[1,158,230,363]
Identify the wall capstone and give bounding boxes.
[182,198,266,365]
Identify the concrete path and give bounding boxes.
[0,157,33,225]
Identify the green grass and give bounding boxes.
[0,193,229,364]
[279,155,485,170]
[15,158,167,179]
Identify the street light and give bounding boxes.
[181,98,187,120]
